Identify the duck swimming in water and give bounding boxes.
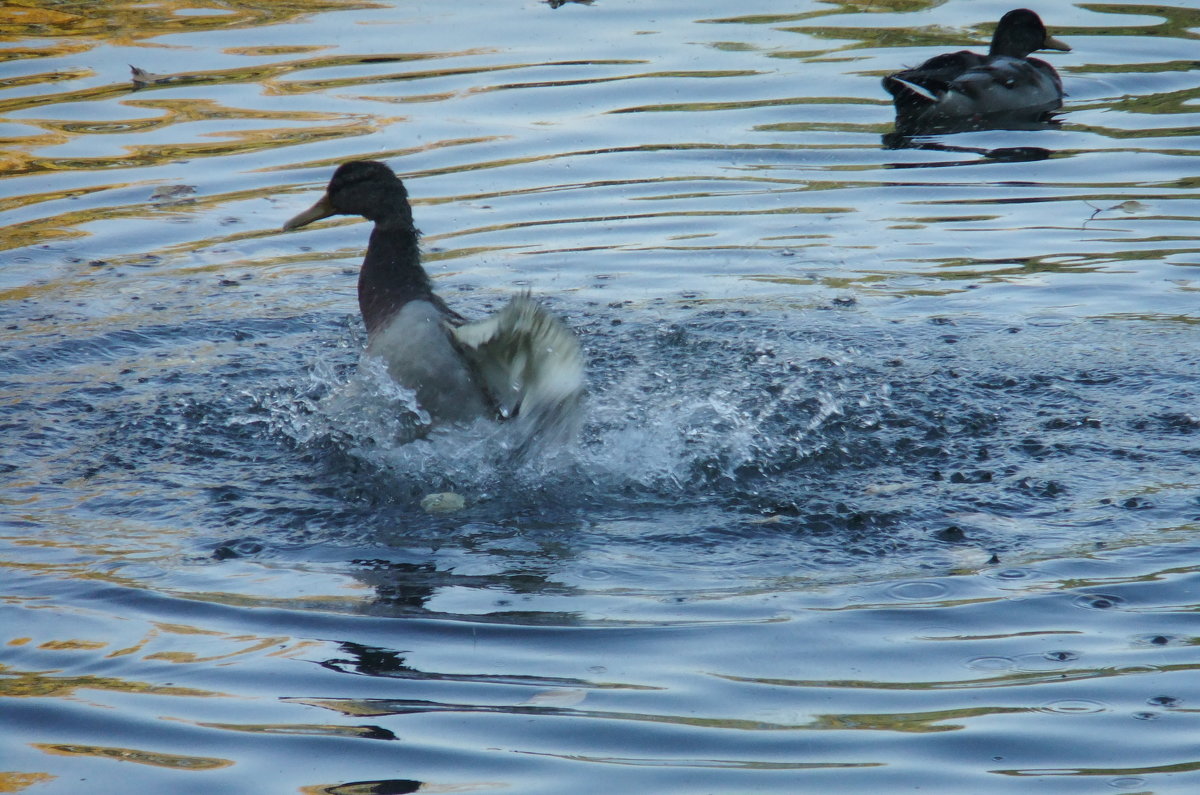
[883,9,1070,133]
[283,160,583,434]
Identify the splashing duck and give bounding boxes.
[283,160,583,433]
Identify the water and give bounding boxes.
[3,1,1200,792]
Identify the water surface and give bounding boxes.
[3,1,1200,792]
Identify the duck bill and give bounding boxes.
[282,192,335,231]
[1042,35,1071,52]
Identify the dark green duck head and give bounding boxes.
[989,9,1070,58]
[283,160,414,230]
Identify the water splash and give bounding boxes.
[239,303,1200,578]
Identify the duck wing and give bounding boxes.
[947,56,1063,112]
[452,294,584,425]
[883,50,987,107]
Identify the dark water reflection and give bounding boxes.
[3,1,1200,792]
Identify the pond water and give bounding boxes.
[3,0,1200,792]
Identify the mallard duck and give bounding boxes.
[283,160,583,431]
[883,9,1070,132]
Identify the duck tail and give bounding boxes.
[883,75,939,104]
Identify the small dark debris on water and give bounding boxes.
[950,470,992,484]
[212,538,265,560]
[218,278,240,287]
[130,64,176,86]
[150,184,196,203]
[1067,370,1119,385]
[832,295,856,307]
[1016,437,1048,457]
[1043,416,1102,430]
[934,525,967,543]
[130,64,204,88]
[1137,412,1200,432]
[1147,695,1181,708]
[1014,477,1064,497]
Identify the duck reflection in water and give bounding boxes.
[881,135,1053,166]
[283,161,584,446]
[882,8,1070,138]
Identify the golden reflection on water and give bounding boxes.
[0,771,55,791]
[0,0,381,42]
[0,663,216,699]
[33,743,232,770]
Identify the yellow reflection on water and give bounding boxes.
[36,639,107,651]
[33,743,232,770]
[0,771,55,792]
[0,0,382,43]
[0,664,216,699]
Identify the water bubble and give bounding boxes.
[1107,777,1146,790]
[1146,695,1181,708]
[1037,699,1107,715]
[1013,652,1077,672]
[1133,634,1176,647]
[914,626,957,640]
[1108,664,1159,675]
[966,656,1014,672]
[985,567,1035,580]
[1072,593,1126,610]
[885,580,950,601]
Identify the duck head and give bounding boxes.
[990,9,1070,58]
[283,160,413,230]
